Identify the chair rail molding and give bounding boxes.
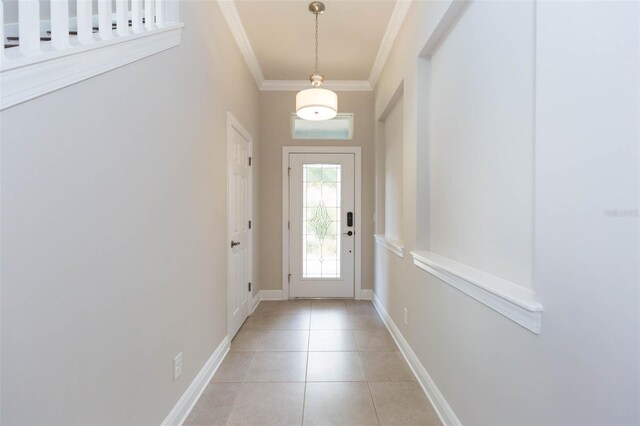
[411,250,543,333]
[374,234,405,258]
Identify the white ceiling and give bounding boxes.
[220,0,412,89]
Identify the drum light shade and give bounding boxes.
[296,88,338,121]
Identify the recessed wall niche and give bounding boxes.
[412,0,542,332]
[375,82,405,256]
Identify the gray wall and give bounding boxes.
[0,1,260,424]
[373,0,639,424]
[381,93,403,241]
[258,91,375,292]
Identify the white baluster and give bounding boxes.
[155,0,164,28]
[115,0,129,36]
[131,0,143,33]
[18,0,41,55]
[50,0,70,49]
[144,0,155,30]
[98,0,113,40]
[76,0,93,44]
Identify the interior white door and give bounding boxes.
[289,153,355,298]
[227,120,252,338]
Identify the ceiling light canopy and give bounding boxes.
[296,2,337,121]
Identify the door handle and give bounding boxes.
[230,240,240,248]
[343,231,353,236]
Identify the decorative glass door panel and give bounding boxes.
[303,164,341,278]
[289,153,355,298]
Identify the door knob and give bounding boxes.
[230,240,240,248]
[343,231,353,236]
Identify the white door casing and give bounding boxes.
[282,146,363,299]
[227,112,253,338]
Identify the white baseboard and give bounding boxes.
[372,293,461,426]
[250,291,262,314]
[359,289,373,300]
[261,290,284,301]
[161,336,230,426]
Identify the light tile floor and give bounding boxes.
[185,299,441,426]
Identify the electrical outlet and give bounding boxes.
[173,353,183,381]
[403,308,408,325]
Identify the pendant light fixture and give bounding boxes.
[296,1,338,121]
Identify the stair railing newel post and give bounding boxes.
[18,0,41,55]
[76,0,93,44]
[50,0,71,49]
[163,0,179,24]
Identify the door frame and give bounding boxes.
[282,146,363,300]
[227,112,253,338]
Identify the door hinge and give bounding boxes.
[288,274,292,283]
[288,221,290,230]
[248,282,252,291]
[249,220,252,229]
[248,157,252,166]
[288,167,291,176]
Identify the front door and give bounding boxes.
[289,153,355,298]
[227,115,252,338]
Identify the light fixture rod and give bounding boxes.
[315,12,319,75]
[309,1,325,79]
[297,1,337,122]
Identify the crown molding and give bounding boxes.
[217,0,264,88]
[219,0,410,92]
[260,80,373,91]
[368,0,413,88]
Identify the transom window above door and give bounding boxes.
[291,114,354,140]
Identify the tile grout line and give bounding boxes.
[355,334,382,426]
[300,314,311,425]
[227,301,387,425]
[222,349,257,426]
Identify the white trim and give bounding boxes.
[261,290,284,301]
[261,80,373,92]
[411,251,543,334]
[216,0,409,92]
[226,112,254,339]
[282,146,363,300]
[359,289,373,300]
[419,0,470,57]
[0,24,183,110]
[372,293,460,426]
[161,336,230,426]
[368,0,413,87]
[217,0,264,88]
[250,290,261,314]
[374,234,405,258]
[378,79,404,122]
